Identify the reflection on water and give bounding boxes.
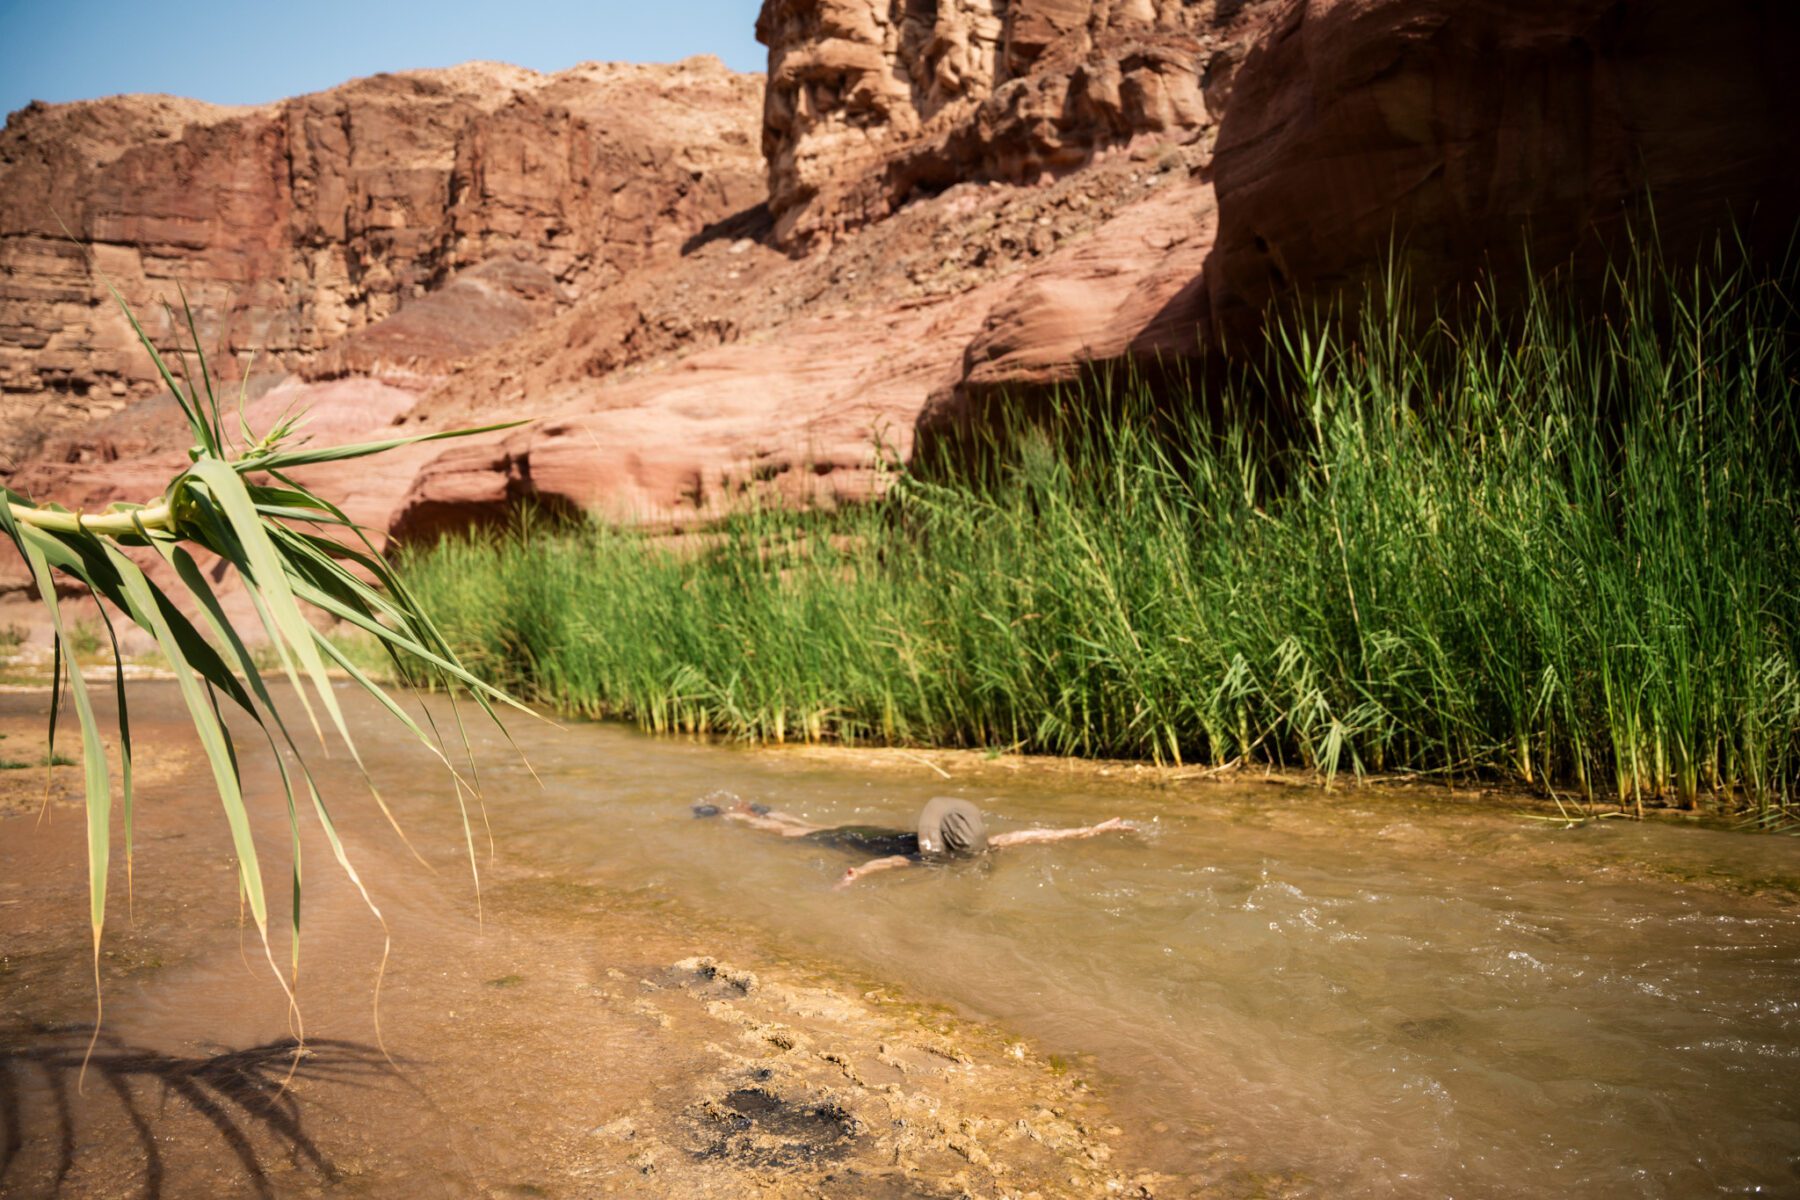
[4,682,1800,1198]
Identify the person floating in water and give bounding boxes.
[697,795,1136,887]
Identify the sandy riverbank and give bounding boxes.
[1,700,1168,1199]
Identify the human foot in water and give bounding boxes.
[719,799,818,836]
[692,791,769,818]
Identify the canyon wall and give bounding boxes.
[399,0,1799,533]
[0,58,764,462]
[755,0,1249,247]
[3,0,1797,592]
[1203,0,1800,335]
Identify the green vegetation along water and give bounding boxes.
[404,248,1800,822]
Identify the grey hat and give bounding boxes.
[917,797,988,858]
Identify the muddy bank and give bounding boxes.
[6,682,1800,1197]
[3,924,1143,1200]
[0,694,1156,1199]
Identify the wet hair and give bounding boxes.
[917,797,989,858]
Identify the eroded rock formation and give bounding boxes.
[0,58,764,461]
[1203,0,1800,335]
[4,0,1797,625]
[756,0,1251,246]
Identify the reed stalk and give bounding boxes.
[404,239,1800,823]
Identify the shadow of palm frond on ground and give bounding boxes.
[0,1031,407,1199]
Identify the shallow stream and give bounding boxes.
[4,682,1799,1197]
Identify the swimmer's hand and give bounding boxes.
[836,855,912,889]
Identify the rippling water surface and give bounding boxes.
[5,683,1800,1197]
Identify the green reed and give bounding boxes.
[402,242,1800,818]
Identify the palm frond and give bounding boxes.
[0,288,532,1025]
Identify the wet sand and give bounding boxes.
[0,688,1149,1199]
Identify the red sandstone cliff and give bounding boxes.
[0,58,764,462]
[753,0,1236,247]
[1203,0,1800,337]
[392,0,1800,535]
[3,0,1797,584]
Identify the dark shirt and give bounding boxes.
[803,825,921,860]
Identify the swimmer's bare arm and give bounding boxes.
[723,802,825,838]
[835,855,913,889]
[989,817,1137,848]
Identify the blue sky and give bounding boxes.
[0,0,766,119]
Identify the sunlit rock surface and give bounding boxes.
[0,58,765,458]
[755,0,1245,248]
[3,0,1797,560]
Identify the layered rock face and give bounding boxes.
[755,0,1251,246]
[1203,0,1800,335]
[413,0,1795,529]
[0,58,764,461]
[4,0,1797,602]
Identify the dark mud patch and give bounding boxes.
[574,952,1163,1198]
[691,1085,860,1168]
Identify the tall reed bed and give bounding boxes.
[402,245,1800,817]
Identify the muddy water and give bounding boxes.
[4,683,1800,1198]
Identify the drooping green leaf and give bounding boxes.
[102,542,269,934]
[0,516,112,945]
[238,420,527,472]
[0,278,531,1035]
[159,542,392,993]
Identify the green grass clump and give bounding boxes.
[0,753,73,770]
[401,244,1800,819]
[67,619,104,658]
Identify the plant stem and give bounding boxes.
[6,503,173,537]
